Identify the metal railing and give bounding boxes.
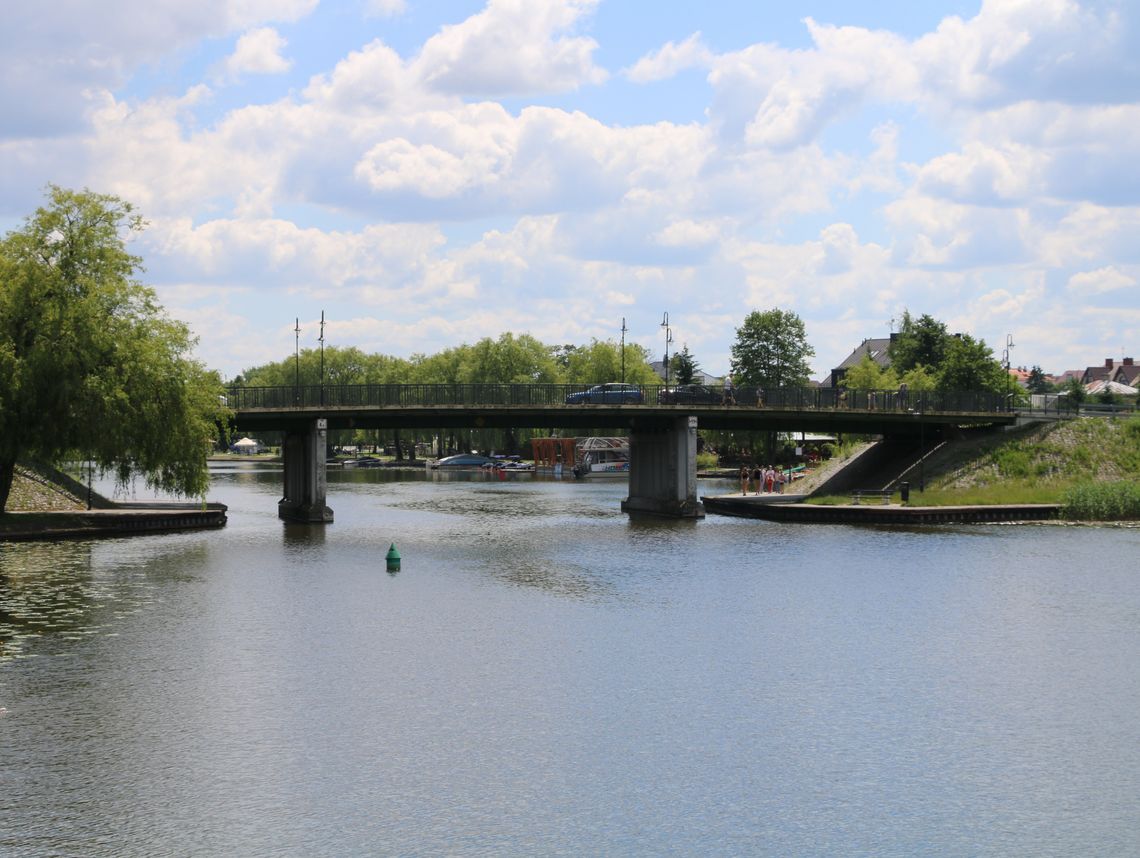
[226,383,1013,414]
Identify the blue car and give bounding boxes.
[565,383,644,404]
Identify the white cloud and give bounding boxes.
[1066,266,1136,295]
[364,0,406,17]
[0,0,317,137]
[625,32,712,83]
[215,27,292,82]
[411,0,607,96]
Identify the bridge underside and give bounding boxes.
[232,404,1013,523]
[234,404,1011,438]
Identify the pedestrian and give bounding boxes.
[752,463,763,494]
[723,376,736,405]
[775,467,785,494]
[739,464,750,495]
[765,466,775,493]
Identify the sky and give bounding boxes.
[2,0,1138,381]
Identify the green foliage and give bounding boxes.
[991,445,1031,478]
[888,311,949,374]
[696,451,719,470]
[1063,481,1140,521]
[1026,365,1052,394]
[0,186,227,510]
[1126,415,1140,440]
[937,334,1008,393]
[1063,376,1086,404]
[842,353,897,390]
[729,308,814,388]
[563,339,657,384]
[671,344,699,385]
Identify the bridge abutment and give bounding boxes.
[621,416,705,519]
[278,418,333,523]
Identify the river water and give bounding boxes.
[2,463,1138,856]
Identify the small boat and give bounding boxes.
[572,437,630,478]
[343,456,382,468]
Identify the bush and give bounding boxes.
[1063,481,1140,521]
[696,451,719,470]
[992,446,1031,478]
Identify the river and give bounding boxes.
[2,463,1138,856]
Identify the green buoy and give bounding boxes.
[386,543,401,572]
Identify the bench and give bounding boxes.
[851,489,892,505]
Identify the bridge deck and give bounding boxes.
[227,383,1017,437]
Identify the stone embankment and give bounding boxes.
[1,464,227,542]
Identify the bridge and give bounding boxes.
[227,383,1015,522]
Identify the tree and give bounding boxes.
[936,334,1008,393]
[563,339,657,384]
[889,311,950,373]
[671,344,699,385]
[1026,365,1052,394]
[0,187,227,511]
[729,309,814,387]
[842,353,897,390]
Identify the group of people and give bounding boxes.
[739,464,786,495]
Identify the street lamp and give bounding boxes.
[620,317,628,385]
[1003,333,1015,411]
[661,312,672,387]
[294,317,301,405]
[319,310,326,406]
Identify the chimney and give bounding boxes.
[1105,358,1114,369]
[1125,357,1134,367]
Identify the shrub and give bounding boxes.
[992,446,1031,478]
[1126,415,1140,441]
[696,451,719,470]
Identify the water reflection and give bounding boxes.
[0,537,213,663]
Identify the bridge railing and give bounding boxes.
[226,383,1012,414]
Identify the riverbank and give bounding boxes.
[2,464,227,542]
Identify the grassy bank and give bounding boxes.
[891,415,1140,519]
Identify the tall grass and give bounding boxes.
[1062,481,1140,521]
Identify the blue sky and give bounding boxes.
[2,0,1137,380]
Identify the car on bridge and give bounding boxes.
[657,384,722,405]
[565,383,644,404]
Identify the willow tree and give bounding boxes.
[0,187,227,511]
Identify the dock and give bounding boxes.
[0,503,228,542]
[701,494,1060,524]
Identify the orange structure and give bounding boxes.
[531,437,579,472]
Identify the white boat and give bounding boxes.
[572,437,629,478]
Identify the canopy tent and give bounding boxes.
[231,437,262,452]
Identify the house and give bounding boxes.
[1081,358,1127,385]
[828,336,894,388]
[1111,357,1139,388]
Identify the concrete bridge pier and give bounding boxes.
[621,416,705,519]
[278,418,334,523]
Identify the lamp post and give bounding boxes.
[661,312,672,387]
[1003,333,1015,412]
[293,317,301,405]
[319,310,326,406]
[620,317,628,384]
